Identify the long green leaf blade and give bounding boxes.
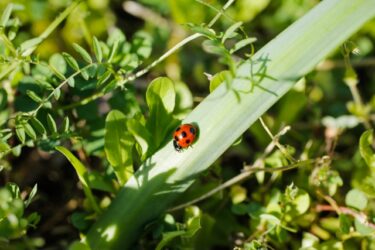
[56,146,101,213]
[0,4,13,27]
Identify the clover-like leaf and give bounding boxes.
[345,189,368,210]
[146,77,177,148]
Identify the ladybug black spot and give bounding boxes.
[175,127,181,132]
[181,131,187,138]
[190,127,195,134]
[174,136,178,141]
[185,139,191,144]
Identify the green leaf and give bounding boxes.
[43,101,52,109]
[184,216,201,238]
[19,37,43,55]
[25,184,37,207]
[67,77,75,87]
[202,39,227,56]
[132,31,152,60]
[184,207,201,238]
[26,140,35,147]
[92,36,103,63]
[260,213,280,226]
[359,130,375,169]
[26,90,43,103]
[12,144,22,156]
[27,212,41,227]
[301,232,319,249]
[244,240,265,250]
[49,53,67,75]
[107,27,126,46]
[102,79,118,93]
[53,88,61,100]
[46,113,57,134]
[56,146,101,213]
[15,125,25,143]
[294,190,310,215]
[62,117,69,132]
[69,241,91,250]
[0,4,13,27]
[104,110,134,185]
[345,189,368,210]
[81,69,89,80]
[108,40,119,63]
[146,77,175,113]
[284,186,310,216]
[155,231,186,250]
[146,77,176,148]
[35,79,54,90]
[222,21,243,43]
[63,52,80,71]
[8,25,18,40]
[354,217,375,235]
[187,23,216,39]
[209,70,232,92]
[230,185,247,204]
[127,118,152,160]
[0,141,10,154]
[73,43,92,63]
[71,212,92,232]
[354,218,375,236]
[97,71,112,86]
[24,122,37,140]
[230,37,257,54]
[174,81,193,118]
[317,240,343,250]
[6,182,20,199]
[339,214,351,234]
[0,88,8,110]
[50,64,66,80]
[86,171,116,193]
[82,64,97,79]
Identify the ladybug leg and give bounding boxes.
[173,140,182,152]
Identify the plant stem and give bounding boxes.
[169,159,317,211]
[259,117,296,162]
[0,32,17,55]
[316,204,375,229]
[342,45,371,129]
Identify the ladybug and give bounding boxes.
[173,123,198,152]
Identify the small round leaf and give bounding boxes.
[345,189,368,210]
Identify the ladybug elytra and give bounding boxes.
[173,124,198,152]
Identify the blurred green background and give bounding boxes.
[1,0,375,249]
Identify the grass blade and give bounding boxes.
[56,146,101,214]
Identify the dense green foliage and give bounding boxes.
[0,0,375,249]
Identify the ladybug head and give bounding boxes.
[173,140,182,152]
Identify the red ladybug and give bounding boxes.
[173,124,198,152]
